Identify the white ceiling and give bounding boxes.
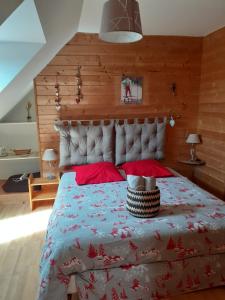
[79,0,225,37]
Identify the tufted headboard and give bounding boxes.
[55,118,167,167]
[115,118,167,165]
[54,121,114,167]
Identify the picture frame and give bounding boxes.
[121,75,143,104]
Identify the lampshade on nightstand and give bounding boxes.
[42,149,57,161]
[186,134,201,161]
[186,134,201,145]
[42,149,57,179]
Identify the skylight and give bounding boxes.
[0,0,46,92]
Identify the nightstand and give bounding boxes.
[178,159,205,166]
[28,174,60,210]
[178,159,205,181]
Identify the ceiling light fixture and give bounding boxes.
[99,0,142,43]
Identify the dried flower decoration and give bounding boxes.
[26,101,32,121]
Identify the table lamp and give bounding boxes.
[42,149,57,179]
[186,133,201,161]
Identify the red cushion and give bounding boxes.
[71,162,125,185]
[121,159,174,178]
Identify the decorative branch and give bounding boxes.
[26,101,32,121]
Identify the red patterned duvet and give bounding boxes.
[38,172,225,300]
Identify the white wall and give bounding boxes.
[0,122,38,150]
[0,122,40,179]
[0,159,40,179]
[2,88,36,123]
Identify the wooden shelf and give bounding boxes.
[30,177,59,186]
[28,174,60,210]
[0,152,39,161]
[32,190,57,201]
[178,159,205,166]
[0,121,39,179]
[0,122,37,125]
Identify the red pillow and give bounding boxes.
[71,162,124,185]
[121,159,174,178]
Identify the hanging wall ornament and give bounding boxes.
[75,66,82,104]
[168,111,181,127]
[169,115,175,127]
[170,82,177,96]
[55,82,61,111]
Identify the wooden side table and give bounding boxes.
[178,159,205,181]
[178,159,205,166]
[28,174,60,210]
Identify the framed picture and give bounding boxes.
[121,75,143,104]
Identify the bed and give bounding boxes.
[37,119,225,300]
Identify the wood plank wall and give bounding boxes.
[35,33,202,176]
[194,27,225,200]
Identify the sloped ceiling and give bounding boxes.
[0,0,83,120]
[0,0,22,25]
[1,0,225,120]
[79,0,225,36]
[0,0,46,92]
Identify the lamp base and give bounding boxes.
[190,158,198,162]
[190,144,197,161]
[45,172,56,180]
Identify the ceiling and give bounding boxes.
[0,0,22,25]
[1,0,225,120]
[0,0,46,92]
[0,0,83,120]
[79,0,225,37]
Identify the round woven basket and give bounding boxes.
[126,186,160,218]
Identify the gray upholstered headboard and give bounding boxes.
[54,118,167,167]
[115,118,167,165]
[54,121,114,167]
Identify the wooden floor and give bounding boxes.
[0,189,50,300]
[0,187,225,300]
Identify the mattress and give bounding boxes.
[38,172,225,300]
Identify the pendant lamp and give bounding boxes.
[99,0,143,43]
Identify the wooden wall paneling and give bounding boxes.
[35,33,202,177]
[194,27,225,200]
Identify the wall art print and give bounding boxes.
[121,75,143,104]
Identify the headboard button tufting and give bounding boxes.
[115,118,166,165]
[56,121,114,167]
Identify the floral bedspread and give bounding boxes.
[38,172,225,300]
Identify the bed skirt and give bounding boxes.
[72,253,225,300]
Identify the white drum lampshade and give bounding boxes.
[186,134,201,161]
[186,134,201,145]
[42,149,57,179]
[42,149,57,162]
[99,0,143,43]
